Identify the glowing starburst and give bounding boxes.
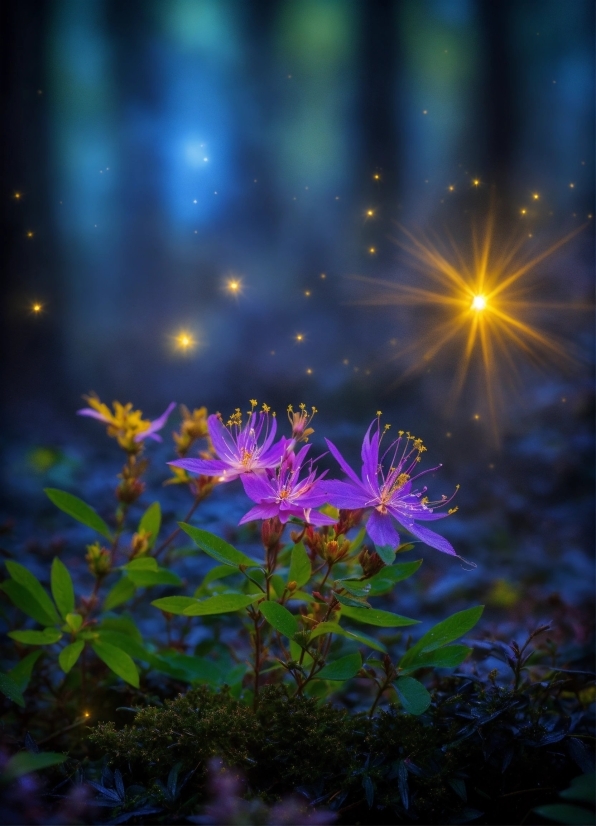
[31,302,43,314]
[225,277,243,296]
[352,211,589,440]
[173,331,197,353]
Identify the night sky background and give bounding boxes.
[0,0,594,635]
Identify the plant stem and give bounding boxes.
[154,495,202,559]
[252,612,262,709]
[369,676,389,717]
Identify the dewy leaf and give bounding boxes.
[58,640,85,673]
[400,606,484,668]
[288,542,311,588]
[51,558,75,619]
[179,523,259,568]
[334,579,371,598]
[8,628,63,645]
[138,502,161,549]
[340,604,419,628]
[0,580,58,627]
[259,601,298,638]
[394,676,431,715]
[103,577,137,611]
[2,751,68,780]
[183,594,262,616]
[5,562,61,626]
[9,650,43,691]
[91,640,140,687]
[151,596,199,615]
[367,560,423,595]
[44,488,112,540]
[0,672,26,707]
[315,651,362,681]
[399,644,471,674]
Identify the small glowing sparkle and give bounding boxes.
[520,208,527,215]
[14,192,21,199]
[472,179,481,187]
[304,290,311,296]
[473,414,480,420]
[306,368,313,374]
[32,303,42,313]
[368,247,376,254]
[569,182,575,188]
[366,209,374,217]
[84,711,90,718]
[174,332,196,352]
[532,193,540,200]
[373,173,380,180]
[295,333,304,342]
[27,231,34,238]
[226,278,242,295]
[448,185,455,192]
[471,295,487,311]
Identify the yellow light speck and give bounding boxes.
[295,333,304,342]
[422,109,428,114]
[532,193,539,200]
[226,278,242,295]
[373,173,380,180]
[471,295,487,311]
[473,414,480,420]
[369,247,376,254]
[306,368,312,374]
[446,432,452,438]
[320,273,326,279]
[472,179,480,187]
[520,208,527,215]
[448,185,455,192]
[27,231,34,238]
[304,290,311,296]
[174,331,196,352]
[14,192,21,199]
[366,209,374,217]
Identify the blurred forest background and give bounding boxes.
[0,0,594,619]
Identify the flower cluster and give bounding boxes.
[170,402,459,559]
[78,394,176,453]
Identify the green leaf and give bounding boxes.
[374,544,396,565]
[91,640,140,687]
[5,561,61,625]
[197,564,239,592]
[340,604,419,628]
[58,641,85,673]
[334,580,371,598]
[0,672,25,707]
[394,676,431,715]
[51,558,75,620]
[44,488,112,540]
[2,751,67,780]
[309,622,387,653]
[125,568,182,587]
[98,630,149,661]
[367,560,423,595]
[288,542,311,588]
[125,557,158,571]
[151,596,199,615]
[138,501,161,549]
[103,577,136,611]
[334,591,371,609]
[8,628,62,645]
[315,651,362,681]
[560,773,596,804]
[9,650,43,691]
[100,616,142,642]
[400,606,484,668]
[183,594,262,616]
[0,580,58,627]
[533,804,595,825]
[65,613,83,632]
[179,523,259,568]
[400,644,471,674]
[150,652,224,684]
[259,601,298,638]
[396,543,416,554]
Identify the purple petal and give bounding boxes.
[241,472,274,503]
[366,509,400,548]
[259,412,278,454]
[304,509,337,526]
[361,420,380,488]
[258,438,290,469]
[323,480,369,509]
[239,503,280,524]
[77,408,110,423]
[324,439,365,488]
[168,458,231,477]
[397,518,457,556]
[135,402,176,442]
[207,414,239,461]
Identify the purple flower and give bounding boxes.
[324,418,459,557]
[169,405,287,483]
[239,445,336,526]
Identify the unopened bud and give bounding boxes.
[358,547,386,578]
[85,543,111,578]
[261,517,283,550]
[116,476,145,504]
[130,530,151,558]
[287,580,297,592]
